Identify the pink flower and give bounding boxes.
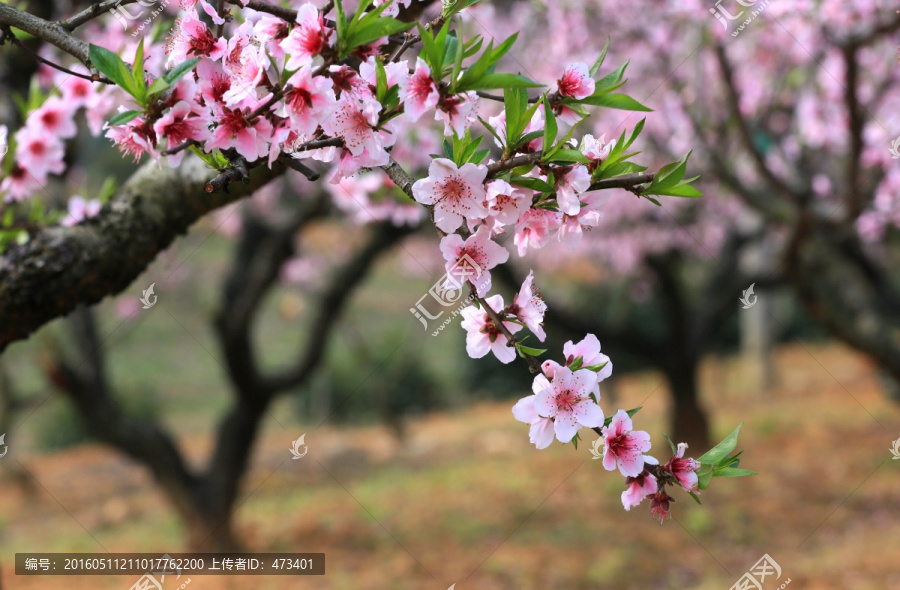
[181,0,227,25]
[31,97,78,138]
[601,410,652,477]
[222,45,269,107]
[460,294,522,364]
[280,3,330,70]
[206,106,273,161]
[165,12,226,68]
[105,116,159,163]
[508,270,547,342]
[648,490,674,524]
[665,443,701,492]
[555,164,591,216]
[253,14,293,60]
[557,62,594,100]
[558,192,603,249]
[154,101,211,165]
[439,225,509,297]
[512,395,555,449]
[403,58,440,121]
[412,158,488,233]
[359,56,409,94]
[0,165,42,202]
[61,195,102,227]
[280,67,337,136]
[59,76,94,109]
[14,126,66,180]
[532,367,604,443]
[436,91,478,137]
[564,333,612,381]
[514,208,557,257]
[322,96,385,158]
[582,133,615,165]
[621,471,658,511]
[485,179,531,227]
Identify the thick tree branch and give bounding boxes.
[0,155,286,352]
[714,44,803,205]
[264,221,415,392]
[0,3,91,67]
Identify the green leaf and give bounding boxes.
[147,77,170,96]
[108,110,142,126]
[456,72,542,92]
[568,356,584,371]
[698,422,744,465]
[510,176,554,193]
[593,61,628,94]
[517,344,547,357]
[589,37,610,77]
[132,38,146,95]
[163,58,200,85]
[375,58,388,101]
[650,183,703,198]
[89,44,141,100]
[582,360,609,373]
[346,18,415,50]
[334,0,347,42]
[477,116,504,146]
[579,92,651,112]
[663,433,677,455]
[542,96,557,158]
[712,467,757,478]
[687,491,703,505]
[546,149,590,164]
[697,464,714,490]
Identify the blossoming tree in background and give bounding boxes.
[0,0,752,542]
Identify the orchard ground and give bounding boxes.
[1,340,898,590]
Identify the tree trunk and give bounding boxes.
[664,360,711,452]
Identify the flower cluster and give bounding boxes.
[0,0,741,525]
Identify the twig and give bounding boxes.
[279,155,320,181]
[1,27,112,84]
[588,173,655,191]
[469,286,541,374]
[216,0,227,37]
[226,0,297,21]
[486,152,542,176]
[59,0,139,31]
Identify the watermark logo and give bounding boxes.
[0,433,7,459]
[108,0,174,37]
[140,283,157,309]
[730,554,789,590]
[588,437,604,460]
[739,283,757,309]
[130,554,190,590]
[890,436,900,460]
[889,136,900,159]
[410,254,481,331]
[290,434,308,460]
[710,0,772,38]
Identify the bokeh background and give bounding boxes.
[1,0,899,588]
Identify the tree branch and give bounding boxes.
[0,155,286,352]
[0,3,91,68]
